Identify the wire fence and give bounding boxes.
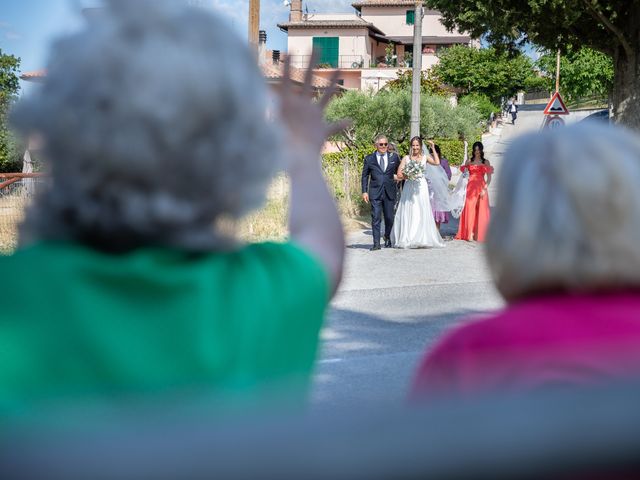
[0,174,46,253]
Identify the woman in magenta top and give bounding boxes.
[413,123,640,400]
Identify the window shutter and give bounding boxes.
[406,10,415,25]
[312,36,339,68]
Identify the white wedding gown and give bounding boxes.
[391,157,445,249]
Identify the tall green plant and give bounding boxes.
[432,45,537,103]
[326,89,483,149]
[424,0,640,128]
[536,47,614,103]
[0,50,21,172]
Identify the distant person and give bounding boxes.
[510,100,518,124]
[454,141,493,242]
[3,0,347,415]
[361,135,401,250]
[413,123,640,400]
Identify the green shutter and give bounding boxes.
[312,37,339,68]
[406,10,415,25]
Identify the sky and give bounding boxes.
[0,0,356,93]
[1,0,539,93]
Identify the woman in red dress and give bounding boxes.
[455,141,494,242]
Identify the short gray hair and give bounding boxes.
[486,122,640,301]
[12,0,281,251]
[374,134,388,144]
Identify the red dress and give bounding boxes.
[454,163,494,242]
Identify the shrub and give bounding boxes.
[458,93,500,121]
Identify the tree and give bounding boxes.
[0,49,21,171]
[325,89,412,149]
[430,45,537,103]
[536,46,614,103]
[325,89,482,150]
[425,0,640,128]
[385,69,449,96]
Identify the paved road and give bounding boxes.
[311,110,545,410]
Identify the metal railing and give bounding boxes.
[287,55,366,70]
[0,173,46,253]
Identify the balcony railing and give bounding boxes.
[287,55,366,70]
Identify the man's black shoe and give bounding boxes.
[370,244,381,251]
[384,238,392,248]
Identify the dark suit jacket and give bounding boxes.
[361,151,400,201]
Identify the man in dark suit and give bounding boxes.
[361,134,400,250]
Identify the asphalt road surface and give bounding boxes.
[311,109,548,410]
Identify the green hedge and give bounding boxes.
[458,93,501,121]
[321,138,480,174]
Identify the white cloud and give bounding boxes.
[0,21,21,41]
[5,31,22,41]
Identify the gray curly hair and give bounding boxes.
[12,0,281,252]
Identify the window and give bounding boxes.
[406,10,415,25]
[312,37,339,68]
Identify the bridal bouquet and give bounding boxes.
[403,160,424,181]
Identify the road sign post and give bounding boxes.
[543,115,565,130]
[543,92,570,116]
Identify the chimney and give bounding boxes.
[258,30,267,64]
[290,0,303,22]
[272,50,281,65]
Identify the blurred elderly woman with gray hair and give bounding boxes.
[1,0,347,413]
[413,122,640,399]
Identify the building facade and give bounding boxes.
[278,0,477,91]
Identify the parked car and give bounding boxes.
[582,109,610,122]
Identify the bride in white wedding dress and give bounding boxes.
[391,136,446,249]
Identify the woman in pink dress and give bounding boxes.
[454,142,494,242]
[412,123,640,401]
[429,144,452,231]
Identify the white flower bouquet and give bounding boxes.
[403,159,424,181]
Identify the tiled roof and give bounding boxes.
[19,66,334,90]
[19,69,47,82]
[261,62,334,89]
[278,19,384,36]
[352,0,425,8]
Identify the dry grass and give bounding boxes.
[0,174,366,254]
[0,194,29,254]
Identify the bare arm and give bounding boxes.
[279,56,350,296]
[425,141,440,166]
[396,156,408,180]
[481,161,493,198]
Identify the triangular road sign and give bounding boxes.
[543,92,570,115]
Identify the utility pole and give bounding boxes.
[248,0,260,47]
[410,1,423,139]
[555,49,561,93]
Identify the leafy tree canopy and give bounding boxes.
[431,45,538,103]
[0,49,20,112]
[425,0,634,56]
[424,0,640,127]
[0,49,22,172]
[325,89,482,150]
[536,46,614,102]
[385,69,448,96]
